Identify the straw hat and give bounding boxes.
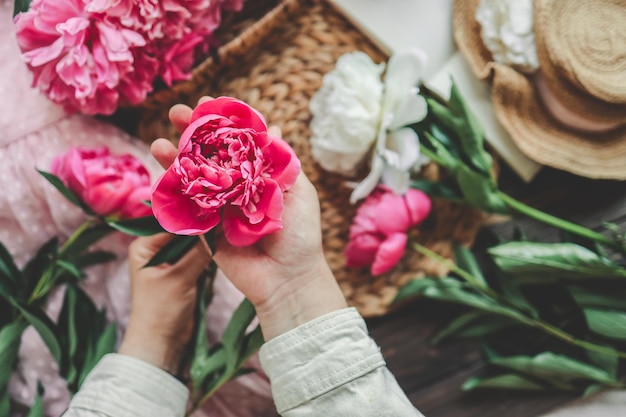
[453,0,626,179]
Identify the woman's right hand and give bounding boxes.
[150,99,347,340]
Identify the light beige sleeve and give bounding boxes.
[259,307,424,417]
[61,354,188,417]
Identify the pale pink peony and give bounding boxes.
[13,0,157,115]
[345,187,431,275]
[152,97,300,246]
[51,146,152,219]
[14,0,247,114]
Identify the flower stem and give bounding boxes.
[414,243,626,359]
[498,191,617,249]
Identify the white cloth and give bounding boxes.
[62,307,423,416]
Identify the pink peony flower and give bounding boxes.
[14,0,157,115]
[51,146,152,219]
[345,187,431,275]
[151,97,300,246]
[14,0,247,114]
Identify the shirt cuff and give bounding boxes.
[69,353,189,416]
[259,307,386,413]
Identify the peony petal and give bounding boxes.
[350,154,384,203]
[191,97,267,133]
[389,94,428,130]
[151,167,220,235]
[222,206,283,246]
[177,113,226,152]
[382,49,427,113]
[373,192,411,235]
[345,233,382,268]
[371,232,407,275]
[404,189,432,226]
[264,137,301,191]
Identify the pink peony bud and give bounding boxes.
[51,146,152,219]
[345,187,432,275]
[151,97,301,246]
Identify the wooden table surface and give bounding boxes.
[366,164,626,417]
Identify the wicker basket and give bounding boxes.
[136,0,484,317]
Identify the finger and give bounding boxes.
[169,104,193,133]
[151,138,178,169]
[268,125,281,137]
[197,96,213,105]
[129,233,176,268]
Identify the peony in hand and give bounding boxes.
[151,97,301,246]
[52,146,152,219]
[345,187,431,275]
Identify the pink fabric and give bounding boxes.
[0,2,273,415]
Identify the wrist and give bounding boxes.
[119,324,185,374]
[254,261,347,340]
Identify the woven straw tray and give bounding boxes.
[135,0,484,317]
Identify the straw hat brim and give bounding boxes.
[534,0,626,124]
[453,0,626,180]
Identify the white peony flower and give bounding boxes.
[475,0,539,73]
[350,50,428,203]
[309,52,384,176]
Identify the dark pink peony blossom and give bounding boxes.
[52,146,152,219]
[151,97,301,246]
[345,187,431,275]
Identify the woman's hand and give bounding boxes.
[151,98,347,340]
[118,233,210,373]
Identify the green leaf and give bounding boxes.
[107,216,164,236]
[61,223,113,258]
[457,164,508,213]
[395,277,532,325]
[10,300,61,364]
[37,170,90,213]
[57,284,116,392]
[238,326,263,368]
[25,383,44,417]
[420,131,459,171]
[454,245,487,287]
[586,347,619,379]
[410,180,463,201]
[190,275,212,393]
[0,321,28,388]
[433,310,517,345]
[78,323,116,389]
[489,242,626,279]
[13,0,32,16]
[73,251,117,270]
[447,82,493,174]
[490,352,617,386]
[56,260,83,279]
[144,235,198,267]
[568,285,626,310]
[462,373,545,391]
[583,308,626,341]
[20,237,58,299]
[583,383,606,397]
[0,241,20,296]
[0,389,10,416]
[222,298,257,372]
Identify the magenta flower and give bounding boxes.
[345,187,432,275]
[151,97,301,246]
[52,146,152,219]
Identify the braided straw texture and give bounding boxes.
[138,0,484,317]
